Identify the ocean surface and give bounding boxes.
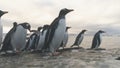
[67,35,120,49]
[3,34,120,49]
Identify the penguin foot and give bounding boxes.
[15,50,22,54]
[0,51,6,55]
[94,48,106,50]
[70,45,74,48]
[0,51,18,56]
[71,45,80,48]
[52,52,62,56]
[116,57,120,60]
[78,47,84,49]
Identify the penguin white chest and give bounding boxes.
[41,30,47,44]
[0,21,2,45]
[50,19,66,52]
[41,30,47,42]
[11,25,27,51]
[64,32,68,42]
[63,32,68,46]
[28,35,36,48]
[55,19,66,36]
[37,30,47,50]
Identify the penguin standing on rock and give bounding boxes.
[1,22,31,54]
[91,30,105,49]
[60,27,71,49]
[11,22,31,53]
[37,25,49,51]
[42,8,74,55]
[71,30,87,48]
[1,22,17,53]
[23,27,42,51]
[0,10,8,46]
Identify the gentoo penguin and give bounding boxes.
[37,25,49,51]
[71,30,87,48]
[60,27,71,49]
[43,8,73,55]
[1,22,17,53]
[91,30,105,49]
[23,27,42,51]
[0,10,8,46]
[10,22,31,53]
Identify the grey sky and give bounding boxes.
[0,0,120,35]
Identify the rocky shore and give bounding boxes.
[0,48,120,68]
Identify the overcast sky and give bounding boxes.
[0,0,120,35]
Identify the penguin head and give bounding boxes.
[37,26,42,31]
[13,22,17,27]
[43,24,49,29]
[98,30,105,33]
[19,22,31,31]
[0,10,8,17]
[59,8,74,17]
[82,29,87,33]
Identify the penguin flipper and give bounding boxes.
[70,45,74,47]
[60,41,63,47]
[91,42,96,49]
[97,35,101,48]
[91,38,97,49]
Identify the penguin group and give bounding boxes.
[0,8,106,56]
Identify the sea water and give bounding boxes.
[67,35,120,49]
[2,34,120,49]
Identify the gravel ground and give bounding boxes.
[0,48,120,68]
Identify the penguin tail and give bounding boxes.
[21,47,28,52]
[70,45,74,47]
[90,46,95,49]
[71,42,77,48]
[21,49,25,52]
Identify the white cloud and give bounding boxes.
[0,0,120,34]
